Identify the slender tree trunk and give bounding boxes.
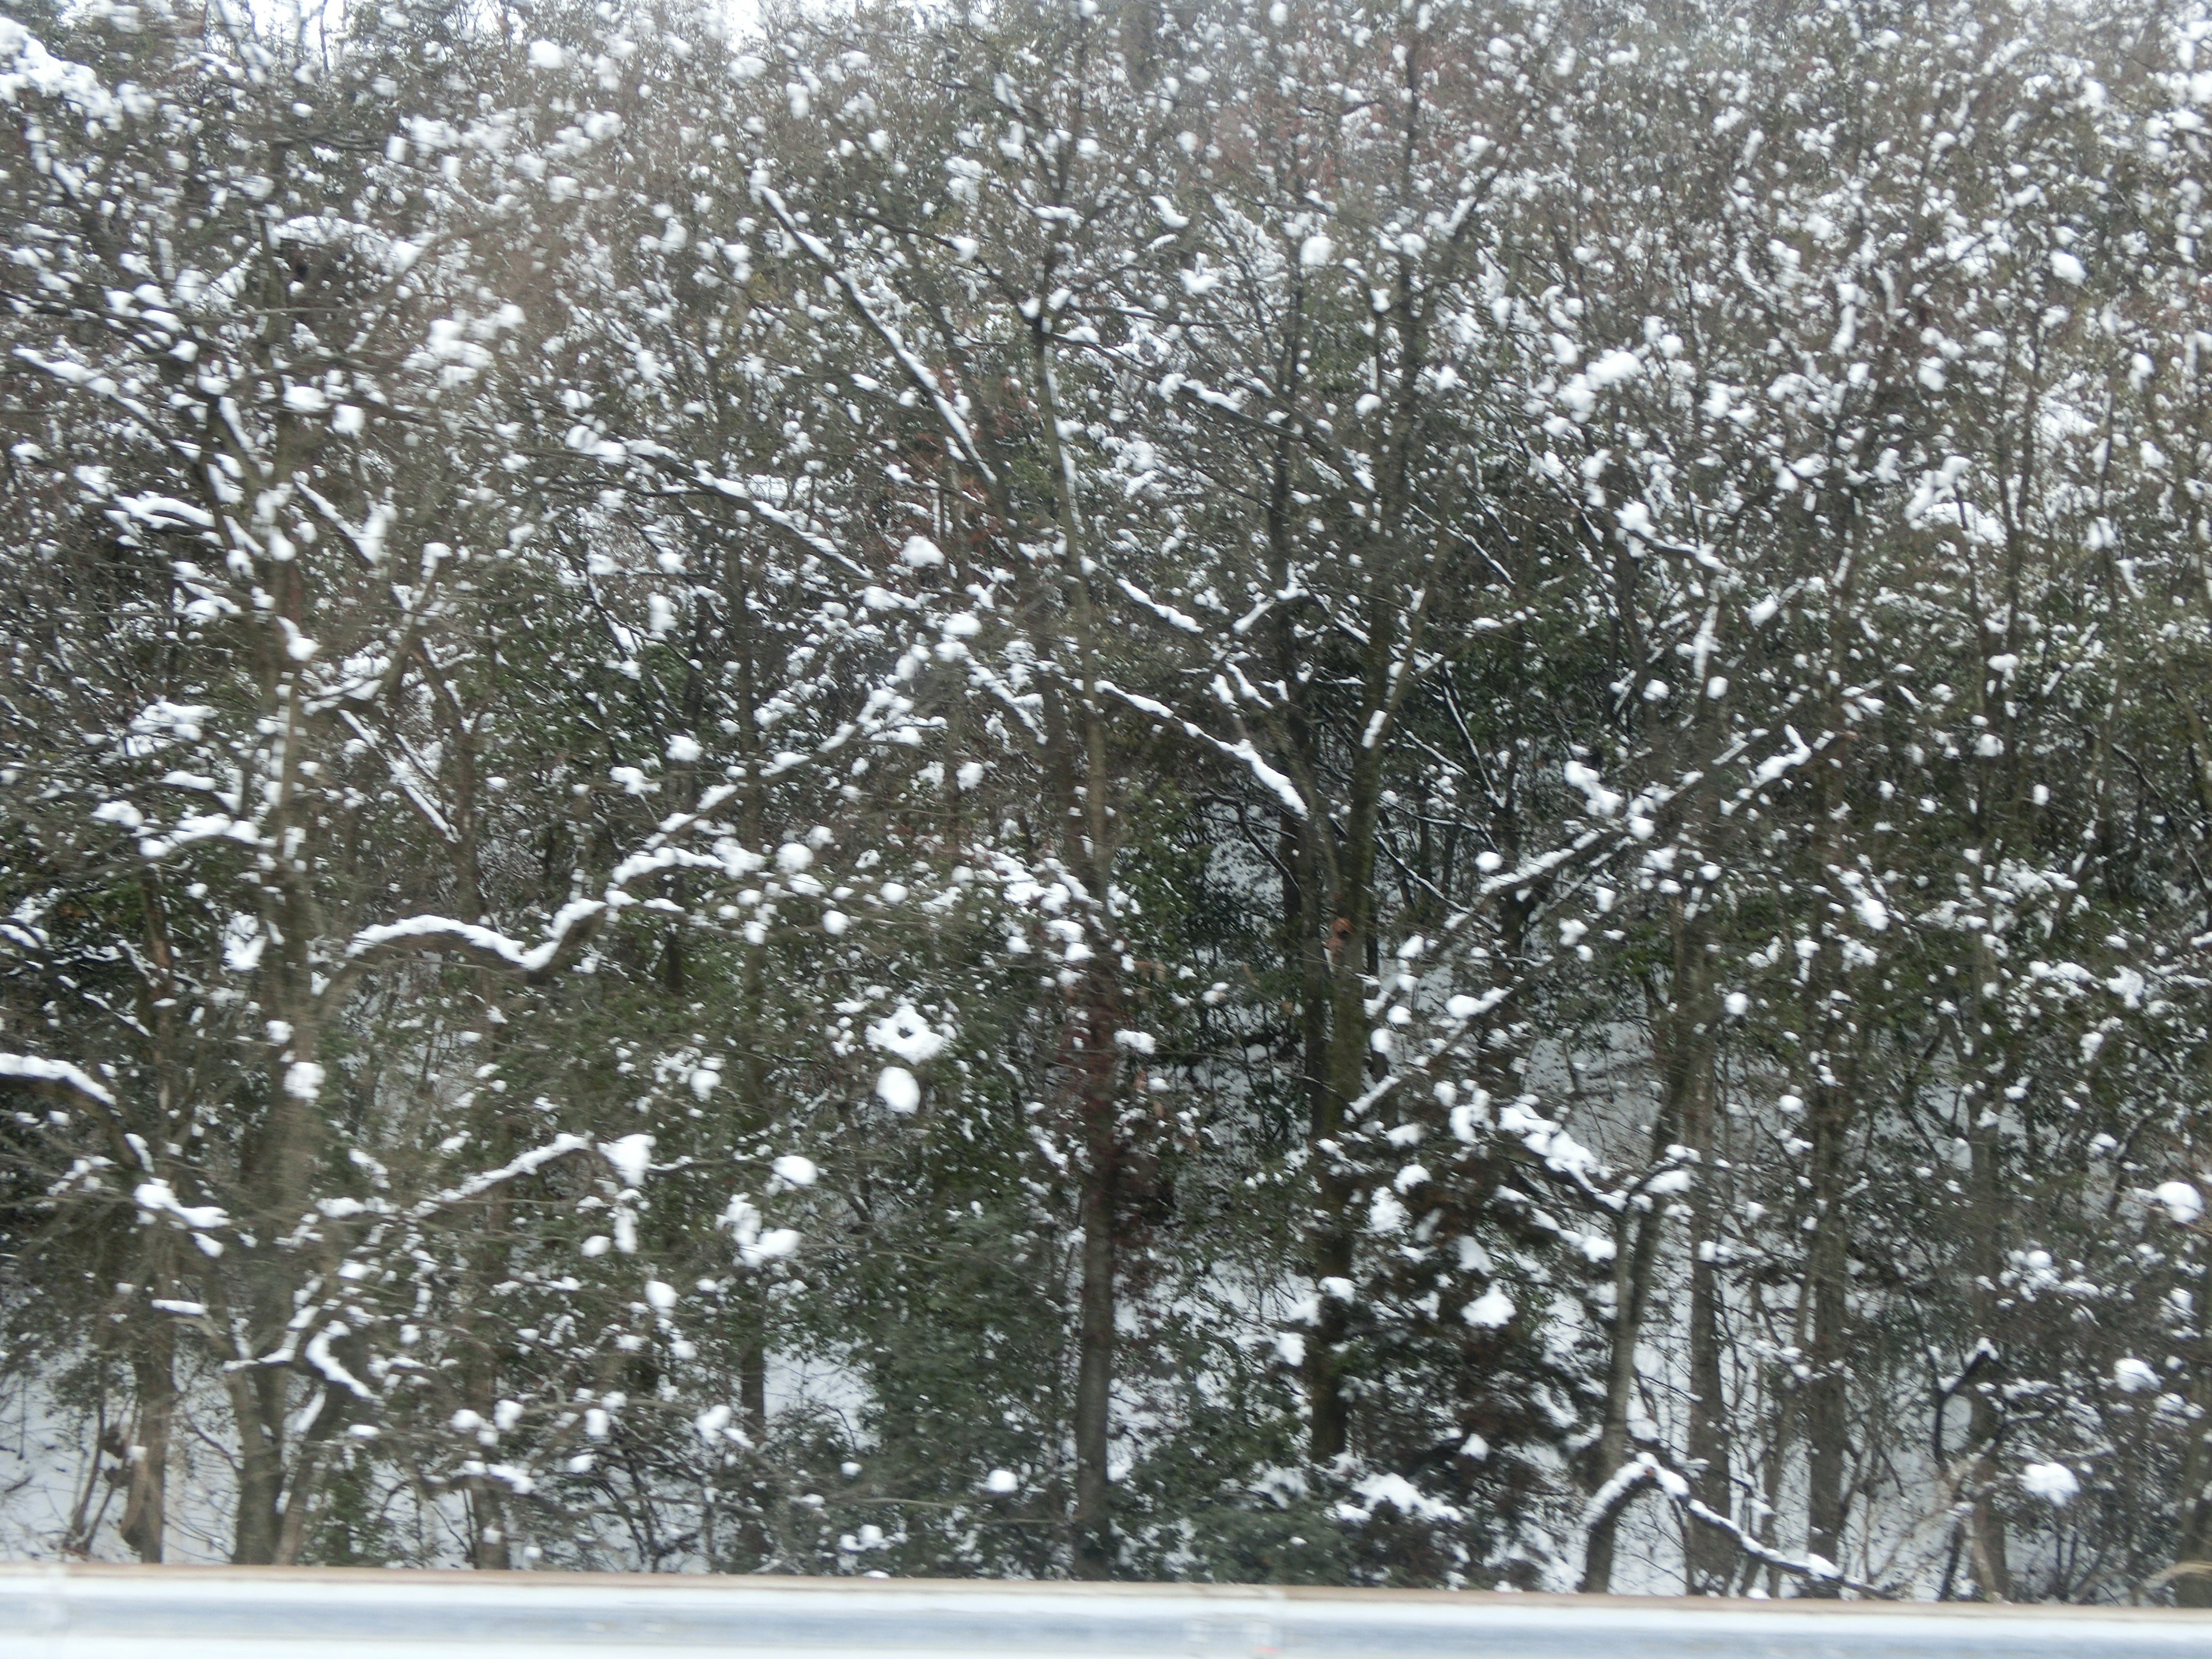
[1305,723,1385,1465]
[276,1428,338,1565]
[2173,1310,2212,1605]
[118,1332,174,1563]
[1305,959,1366,1466]
[1582,1205,1661,1593]
[1964,1092,2011,1600]
[1801,1080,1852,1593]
[465,1478,511,1571]
[733,698,774,1565]
[1683,1077,1733,1594]
[1070,990,1121,1579]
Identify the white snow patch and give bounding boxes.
[2156,1180,2204,1225]
[867,1004,946,1065]
[600,1134,655,1188]
[1464,1285,1516,1328]
[2115,1357,2160,1393]
[876,1066,921,1113]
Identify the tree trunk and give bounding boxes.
[1582,1203,1660,1593]
[1305,728,1385,1466]
[1070,992,1121,1579]
[118,1333,174,1564]
[228,1365,286,1565]
[1801,1080,1852,1593]
[1964,1097,2011,1600]
[2173,1322,2212,1606]
[1682,1056,1733,1594]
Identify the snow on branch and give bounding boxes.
[688,468,872,580]
[753,179,1000,492]
[1583,1452,1885,1597]
[0,1051,117,1107]
[339,800,786,997]
[1115,577,1205,637]
[407,1133,594,1217]
[1095,680,1306,818]
[343,896,605,983]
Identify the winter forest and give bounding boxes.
[12,0,2212,1604]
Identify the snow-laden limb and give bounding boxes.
[1113,577,1205,636]
[1095,680,1306,817]
[109,493,217,534]
[1581,1452,1885,1596]
[752,180,1000,491]
[302,1323,375,1400]
[608,843,760,889]
[406,1134,593,1218]
[343,897,605,983]
[14,352,196,465]
[1674,1494,1881,1597]
[338,712,459,844]
[0,1051,118,1107]
[132,1177,228,1232]
[687,467,872,580]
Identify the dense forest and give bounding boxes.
[5,0,2212,1600]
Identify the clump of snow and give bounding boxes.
[133,1179,227,1231]
[1336,1471,1463,1523]
[876,1066,921,1113]
[868,1003,946,1065]
[1586,348,1642,387]
[1464,1285,1516,1328]
[600,1134,654,1188]
[721,1194,800,1267]
[2155,1180,2204,1225]
[1366,1190,1408,1234]
[2114,1357,2160,1393]
[2021,1461,2080,1505]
